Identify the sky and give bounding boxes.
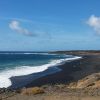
[0,0,100,51]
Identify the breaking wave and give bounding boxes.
[0,56,81,88]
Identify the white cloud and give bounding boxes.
[87,15,100,34]
[9,20,35,36]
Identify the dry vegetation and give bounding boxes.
[67,73,100,89]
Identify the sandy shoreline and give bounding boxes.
[8,55,81,89]
[0,51,100,100]
[25,56,84,87]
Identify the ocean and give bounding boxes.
[0,52,81,88]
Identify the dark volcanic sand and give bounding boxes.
[0,52,100,100]
[25,55,100,88]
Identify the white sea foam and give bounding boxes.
[0,76,12,88]
[0,56,82,88]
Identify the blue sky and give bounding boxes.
[0,0,100,51]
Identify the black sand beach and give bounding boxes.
[25,55,100,87]
[0,51,100,100]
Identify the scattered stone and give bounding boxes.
[21,87,45,95]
